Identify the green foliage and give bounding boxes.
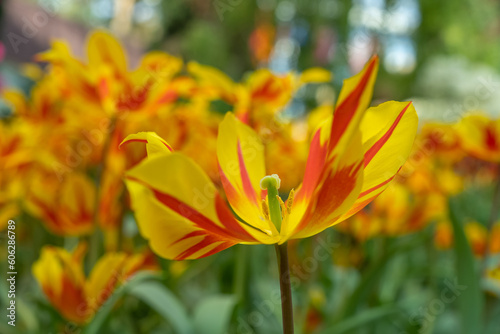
[448,197,484,334]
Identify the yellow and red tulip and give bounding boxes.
[123,56,418,260]
[455,113,500,162]
[434,220,500,257]
[32,243,158,324]
[25,171,95,236]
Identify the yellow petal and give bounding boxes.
[32,245,88,324]
[85,253,127,309]
[120,132,173,158]
[217,113,278,237]
[285,129,365,240]
[299,68,332,84]
[87,30,127,73]
[341,101,418,219]
[328,56,379,156]
[126,153,276,260]
[455,113,500,162]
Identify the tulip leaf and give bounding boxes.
[128,280,193,334]
[448,197,484,334]
[193,295,237,334]
[17,297,40,332]
[338,234,427,319]
[317,305,400,334]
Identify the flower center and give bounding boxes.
[260,174,283,231]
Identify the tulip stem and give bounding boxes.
[276,242,294,334]
[234,245,248,303]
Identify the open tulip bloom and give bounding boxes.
[122,56,418,333]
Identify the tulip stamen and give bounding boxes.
[261,199,270,221]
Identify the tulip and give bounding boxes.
[123,56,418,333]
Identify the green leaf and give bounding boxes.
[84,271,160,334]
[193,295,237,334]
[17,297,40,332]
[317,305,400,334]
[338,234,428,320]
[448,197,484,334]
[128,280,193,334]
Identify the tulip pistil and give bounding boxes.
[260,174,283,231]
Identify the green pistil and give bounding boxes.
[260,174,282,231]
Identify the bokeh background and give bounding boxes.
[2,0,500,119]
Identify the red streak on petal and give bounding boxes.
[173,232,235,260]
[219,165,241,204]
[173,230,207,245]
[156,90,178,105]
[358,175,396,198]
[364,102,411,167]
[150,188,239,240]
[59,275,88,324]
[329,57,377,150]
[296,162,362,232]
[120,138,148,149]
[252,77,281,101]
[98,78,109,100]
[120,138,172,151]
[297,128,327,202]
[174,234,220,260]
[237,140,258,204]
[344,195,378,218]
[3,136,20,156]
[215,194,254,239]
[485,126,499,151]
[199,241,235,258]
[127,176,255,243]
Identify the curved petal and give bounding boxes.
[87,30,127,74]
[32,246,88,324]
[293,117,332,205]
[340,101,418,219]
[126,153,277,260]
[329,56,379,154]
[299,68,332,84]
[284,57,380,240]
[187,61,237,102]
[455,113,500,162]
[120,132,173,158]
[285,130,364,240]
[217,113,278,237]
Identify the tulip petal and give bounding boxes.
[341,101,418,219]
[329,56,379,154]
[126,153,275,260]
[87,30,127,74]
[32,246,88,324]
[299,68,332,84]
[85,253,127,309]
[286,130,365,239]
[455,113,500,162]
[284,57,379,239]
[294,117,331,204]
[217,113,279,237]
[120,132,173,157]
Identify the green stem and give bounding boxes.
[88,116,117,268]
[233,245,248,303]
[276,242,294,334]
